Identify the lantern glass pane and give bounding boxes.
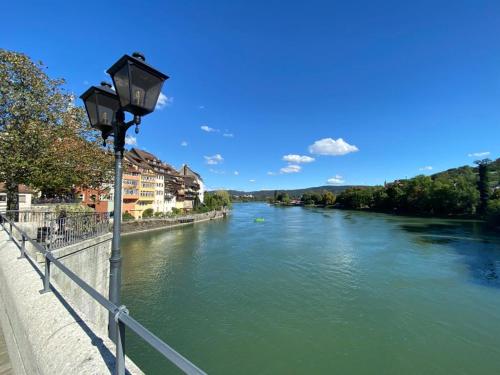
[130,64,163,113]
[84,93,98,127]
[113,64,131,108]
[96,93,120,127]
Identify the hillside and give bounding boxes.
[221,157,500,202]
[228,185,366,200]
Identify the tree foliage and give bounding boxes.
[336,169,482,217]
[301,190,336,206]
[475,159,491,215]
[0,49,113,209]
[204,190,232,210]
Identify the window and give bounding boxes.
[0,195,6,202]
[18,195,26,203]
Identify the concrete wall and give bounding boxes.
[48,234,112,335]
[0,230,142,375]
[121,210,228,235]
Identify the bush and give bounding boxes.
[122,211,134,221]
[171,207,181,215]
[154,211,163,218]
[142,208,154,218]
[194,206,211,213]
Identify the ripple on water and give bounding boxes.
[121,203,500,375]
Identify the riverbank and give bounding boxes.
[121,209,229,236]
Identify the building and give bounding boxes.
[127,148,203,214]
[179,164,205,209]
[0,184,34,211]
[122,159,141,218]
[77,148,204,218]
[75,186,114,214]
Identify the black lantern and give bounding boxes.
[79,82,120,135]
[106,52,169,117]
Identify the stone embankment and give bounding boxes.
[121,209,229,235]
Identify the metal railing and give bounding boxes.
[0,211,206,375]
[1,210,110,250]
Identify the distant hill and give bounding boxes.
[214,157,500,201]
[431,157,499,181]
[227,185,366,200]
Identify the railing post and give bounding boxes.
[47,217,53,251]
[114,306,128,375]
[9,222,13,240]
[40,255,51,294]
[20,234,26,258]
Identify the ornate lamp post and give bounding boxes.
[80,53,168,342]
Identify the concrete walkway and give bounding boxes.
[0,229,142,374]
[0,323,12,375]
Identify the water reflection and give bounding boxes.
[399,219,500,288]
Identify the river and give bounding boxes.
[121,203,500,374]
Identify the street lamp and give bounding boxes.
[80,52,168,343]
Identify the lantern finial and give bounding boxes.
[132,52,145,61]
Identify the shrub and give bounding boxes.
[122,211,134,221]
[194,206,211,213]
[154,212,163,218]
[171,207,181,215]
[142,208,154,218]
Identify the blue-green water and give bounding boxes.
[121,203,500,374]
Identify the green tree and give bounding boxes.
[321,190,336,206]
[0,49,113,210]
[475,159,491,215]
[204,190,232,210]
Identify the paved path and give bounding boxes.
[0,322,12,375]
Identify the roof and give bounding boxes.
[179,164,203,181]
[129,148,158,162]
[0,183,35,194]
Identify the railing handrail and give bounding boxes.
[1,210,111,251]
[0,212,206,375]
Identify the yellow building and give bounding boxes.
[122,161,141,219]
[138,168,155,217]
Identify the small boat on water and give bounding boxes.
[255,218,265,223]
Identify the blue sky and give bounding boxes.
[3,1,500,191]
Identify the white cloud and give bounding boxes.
[156,92,173,110]
[468,151,490,157]
[267,171,277,176]
[282,154,315,163]
[125,135,137,146]
[308,138,359,156]
[280,165,302,174]
[198,105,205,109]
[419,166,433,171]
[327,175,345,185]
[180,141,188,147]
[234,171,239,175]
[201,125,219,132]
[204,154,224,165]
[209,169,226,174]
[223,133,234,138]
[249,179,256,183]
